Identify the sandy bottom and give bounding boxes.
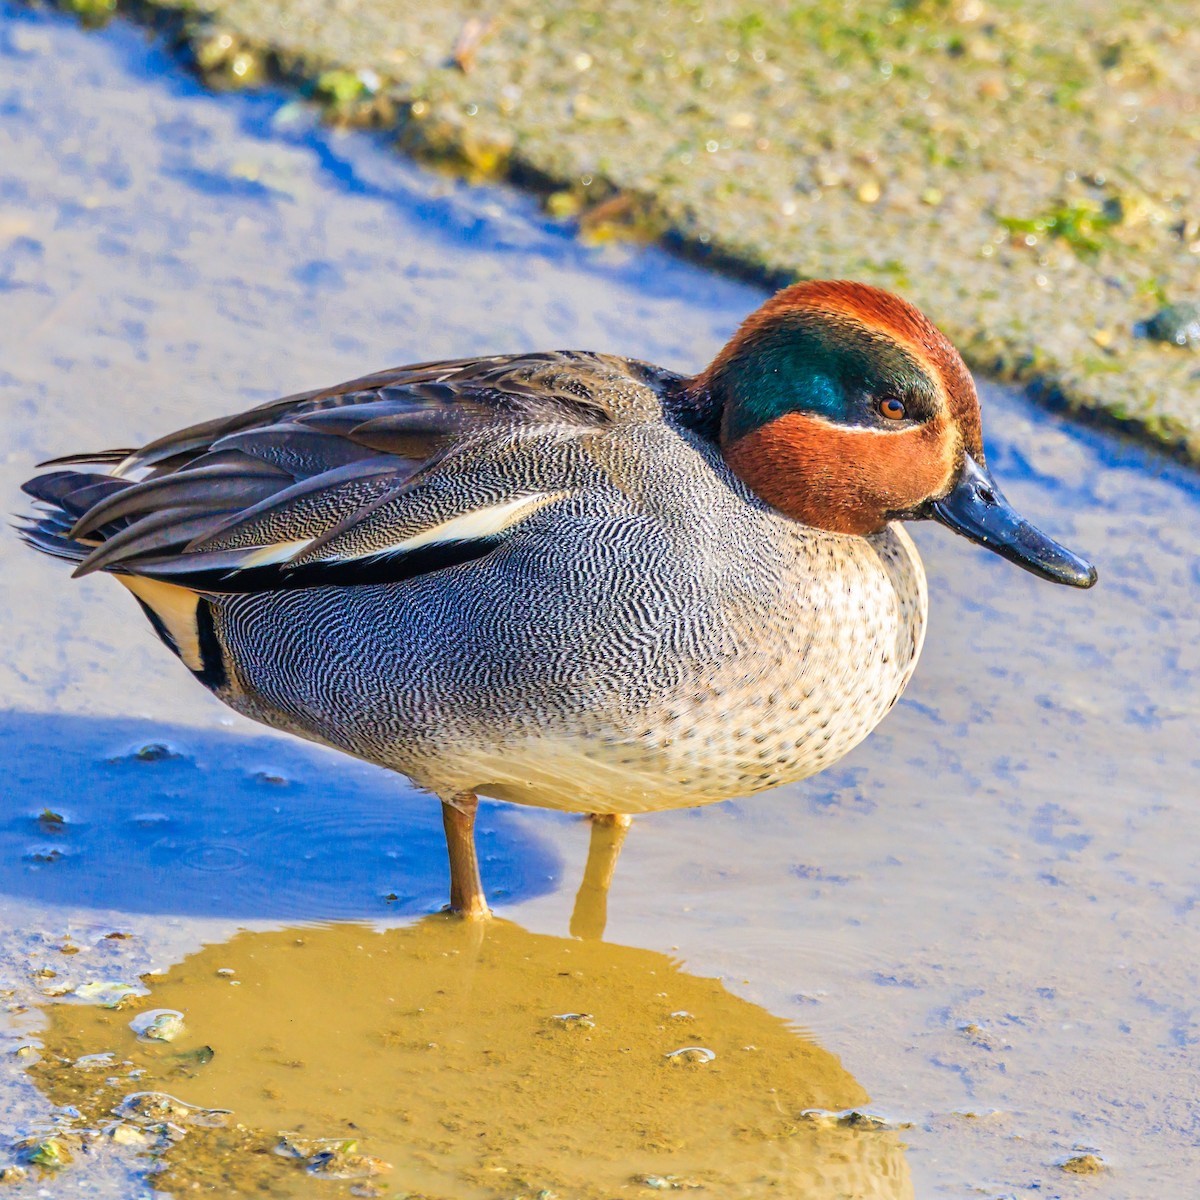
[0,5,1197,1197]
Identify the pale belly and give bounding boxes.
[444,708,886,815]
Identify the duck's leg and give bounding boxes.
[569,813,632,941]
[441,792,490,919]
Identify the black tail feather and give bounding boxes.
[19,469,133,567]
[22,470,130,516]
[15,517,93,564]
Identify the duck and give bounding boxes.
[19,280,1096,920]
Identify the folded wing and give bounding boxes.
[19,352,665,591]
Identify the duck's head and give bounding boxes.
[697,280,1096,588]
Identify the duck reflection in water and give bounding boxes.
[32,905,914,1199]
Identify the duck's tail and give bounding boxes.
[17,455,136,568]
[19,456,231,691]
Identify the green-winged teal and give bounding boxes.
[20,281,1096,918]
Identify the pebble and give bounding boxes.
[129,1009,186,1042]
[549,1013,595,1030]
[663,1046,715,1065]
[14,1136,72,1168]
[107,1123,155,1148]
[1060,1152,1107,1174]
[1143,302,1200,349]
[73,980,146,1008]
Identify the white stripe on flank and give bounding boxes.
[228,492,565,571]
[367,491,567,559]
[237,538,313,568]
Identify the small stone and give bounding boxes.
[74,980,146,1008]
[307,1149,392,1179]
[1060,1153,1107,1174]
[133,742,178,761]
[1143,301,1200,348]
[108,1123,154,1148]
[280,1137,391,1179]
[837,1110,890,1130]
[169,1045,215,1069]
[545,191,582,219]
[130,1010,186,1043]
[663,1046,715,1065]
[17,1137,71,1168]
[275,1134,310,1159]
[549,1013,594,1030]
[856,179,882,204]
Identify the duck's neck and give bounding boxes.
[669,375,723,443]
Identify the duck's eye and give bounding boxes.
[878,397,906,421]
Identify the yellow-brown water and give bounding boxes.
[1,6,1198,1199]
[34,916,911,1198]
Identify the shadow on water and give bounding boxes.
[0,712,558,920]
[28,914,913,1199]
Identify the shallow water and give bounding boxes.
[37,917,914,1198]
[1,5,1198,1197]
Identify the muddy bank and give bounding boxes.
[26,0,1200,465]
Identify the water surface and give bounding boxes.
[1,5,1198,1197]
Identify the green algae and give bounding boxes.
[61,0,115,26]
[17,0,1200,464]
[997,200,1123,261]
